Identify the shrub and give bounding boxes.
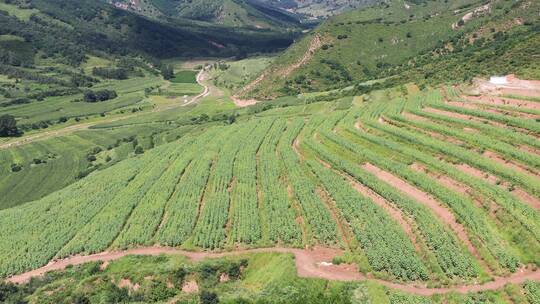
[134,146,144,154]
[10,164,22,172]
[83,90,117,102]
[200,290,219,304]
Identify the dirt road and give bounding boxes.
[0,69,210,150]
[6,246,539,295]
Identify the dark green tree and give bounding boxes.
[200,290,219,304]
[0,114,21,137]
[161,64,174,80]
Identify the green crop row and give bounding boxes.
[347,124,540,259]
[307,158,430,281]
[306,137,481,280]
[0,146,152,277]
[156,127,232,248]
[229,120,274,245]
[387,114,540,170]
[278,118,340,245]
[336,125,521,271]
[429,102,540,135]
[190,124,253,249]
[409,108,540,150]
[58,142,187,256]
[258,119,303,245]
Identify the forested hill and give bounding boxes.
[240,0,540,98]
[108,0,304,29]
[0,0,298,132]
[0,0,298,63]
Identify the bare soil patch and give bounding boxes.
[182,280,199,293]
[345,171,422,251]
[117,278,140,291]
[519,145,540,157]
[361,163,480,259]
[471,75,540,98]
[231,95,259,107]
[454,163,540,211]
[482,150,540,179]
[466,95,540,110]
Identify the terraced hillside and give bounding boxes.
[1,77,539,294]
[241,0,540,98]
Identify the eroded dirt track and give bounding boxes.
[6,247,540,295]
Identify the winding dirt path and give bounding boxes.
[0,69,210,150]
[5,246,540,296]
[232,33,323,104]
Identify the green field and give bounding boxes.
[0,0,539,302]
[1,85,538,288]
[171,70,199,84]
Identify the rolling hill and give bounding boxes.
[109,0,303,29]
[259,0,380,20]
[0,0,297,128]
[239,0,540,98]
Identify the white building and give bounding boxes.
[489,76,508,85]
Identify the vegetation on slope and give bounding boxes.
[111,0,303,29]
[242,0,540,98]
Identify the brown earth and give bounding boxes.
[465,95,540,110]
[361,163,481,261]
[181,280,199,293]
[6,246,540,296]
[482,150,540,179]
[454,163,540,211]
[471,75,540,98]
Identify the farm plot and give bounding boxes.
[0,86,538,289]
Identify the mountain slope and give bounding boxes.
[0,0,297,115]
[241,0,540,98]
[259,0,380,20]
[110,0,303,29]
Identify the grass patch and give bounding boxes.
[171,70,198,84]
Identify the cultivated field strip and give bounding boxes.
[366,118,540,201]
[58,142,185,256]
[229,119,275,245]
[345,127,540,247]
[190,124,253,249]
[325,128,522,271]
[112,139,208,248]
[0,153,145,277]
[278,118,340,245]
[258,119,303,245]
[307,158,430,281]
[156,128,228,247]
[408,108,540,153]
[306,138,482,280]
[387,114,540,170]
[429,101,540,135]
[1,89,539,286]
